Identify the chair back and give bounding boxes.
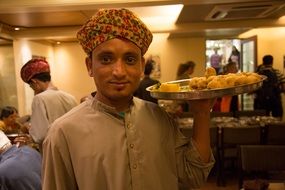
[266,123,285,145]
[238,145,285,188]
[221,126,261,146]
[234,109,267,118]
[239,145,285,171]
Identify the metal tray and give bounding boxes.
[147,75,266,100]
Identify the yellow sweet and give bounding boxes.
[159,83,180,92]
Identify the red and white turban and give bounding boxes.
[20,58,50,83]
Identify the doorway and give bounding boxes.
[206,37,257,111]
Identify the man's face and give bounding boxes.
[29,79,46,95]
[3,112,18,126]
[86,38,145,104]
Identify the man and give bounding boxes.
[254,55,285,118]
[20,59,77,147]
[210,48,222,74]
[0,131,42,190]
[134,59,160,103]
[42,8,215,190]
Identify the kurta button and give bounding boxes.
[130,144,134,148]
[127,124,131,129]
[133,164,137,169]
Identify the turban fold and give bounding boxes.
[77,8,153,56]
[20,58,50,83]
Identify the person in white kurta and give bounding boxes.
[43,8,215,190]
[30,88,78,143]
[20,59,77,146]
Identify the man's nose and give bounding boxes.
[113,60,127,77]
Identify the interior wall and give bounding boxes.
[239,27,285,71]
[0,45,17,109]
[146,33,206,83]
[53,43,95,102]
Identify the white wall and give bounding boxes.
[53,43,95,102]
[146,34,206,83]
[0,45,17,108]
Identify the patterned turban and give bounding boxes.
[20,58,50,83]
[77,8,153,56]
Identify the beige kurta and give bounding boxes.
[42,97,214,190]
[30,88,77,143]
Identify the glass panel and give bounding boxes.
[242,41,255,72]
[241,40,255,110]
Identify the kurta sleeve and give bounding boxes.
[30,96,50,143]
[173,121,215,189]
[42,127,77,190]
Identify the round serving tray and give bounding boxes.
[147,75,266,100]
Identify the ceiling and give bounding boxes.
[0,0,285,45]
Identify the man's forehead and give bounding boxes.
[92,39,142,56]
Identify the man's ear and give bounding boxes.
[85,57,93,77]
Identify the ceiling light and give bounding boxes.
[277,15,285,23]
[129,4,183,29]
[14,27,20,31]
[56,41,61,45]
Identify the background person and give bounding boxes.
[228,45,240,70]
[254,55,285,118]
[210,48,222,74]
[220,61,239,112]
[42,8,214,190]
[0,106,27,134]
[134,59,160,104]
[176,61,196,80]
[175,61,196,112]
[0,130,42,190]
[20,58,78,149]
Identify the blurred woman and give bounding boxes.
[176,61,196,80]
[0,106,27,134]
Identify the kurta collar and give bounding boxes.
[91,97,134,119]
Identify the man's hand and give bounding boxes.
[188,98,216,113]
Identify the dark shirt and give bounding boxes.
[254,65,285,117]
[134,76,159,104]
[0,145,42,190]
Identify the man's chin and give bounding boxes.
[108,92,132,100]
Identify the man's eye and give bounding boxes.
[99,55,113,64]
[125,56,137,65]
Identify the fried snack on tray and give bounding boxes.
[157,66,262,92]
[189,69,262,90]
[159,83,180,92]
